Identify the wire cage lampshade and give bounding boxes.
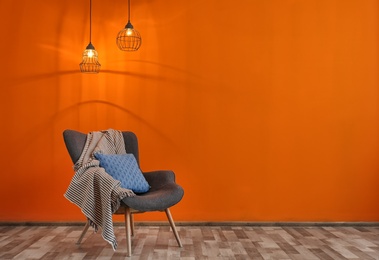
[116,0,141,51]
[80,43,101,73]
[80,0,101,73]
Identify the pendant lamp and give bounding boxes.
[116,0,142,51]
[80,0,101,73]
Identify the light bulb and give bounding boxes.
[88,49,94,58]
[126,28,133,36]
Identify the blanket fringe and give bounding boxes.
[111,186,136,214]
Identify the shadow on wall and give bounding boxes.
[7,69,169,87]
[7,99,176,159]
[60,99,174,144]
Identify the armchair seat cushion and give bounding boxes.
[122,183,184,212]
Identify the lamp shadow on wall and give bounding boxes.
[100,69,168,82]
[9,71,160,88]
[101,59,206,88]
[7,71,78,87]
[117,59,203,79]
[64,99,175,147]
[9,68,188,88]
[10,98,176,156]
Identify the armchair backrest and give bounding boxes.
[63,129,140,166]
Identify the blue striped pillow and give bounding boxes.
[94,153,150,193]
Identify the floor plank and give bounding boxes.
[0,225,378,259]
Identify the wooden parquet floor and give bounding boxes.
[0,225,378,259]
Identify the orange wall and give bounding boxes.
[0,0,378,222]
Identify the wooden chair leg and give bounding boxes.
[165,208,182,247]
[76,221,90,245]
[125,207,132,257]
[130,213,135,237]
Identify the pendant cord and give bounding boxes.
[89,0,92,43]
[128,0,131,22]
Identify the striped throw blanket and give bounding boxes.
[64,129,135,250]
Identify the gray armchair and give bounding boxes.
[63,129,184,256]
